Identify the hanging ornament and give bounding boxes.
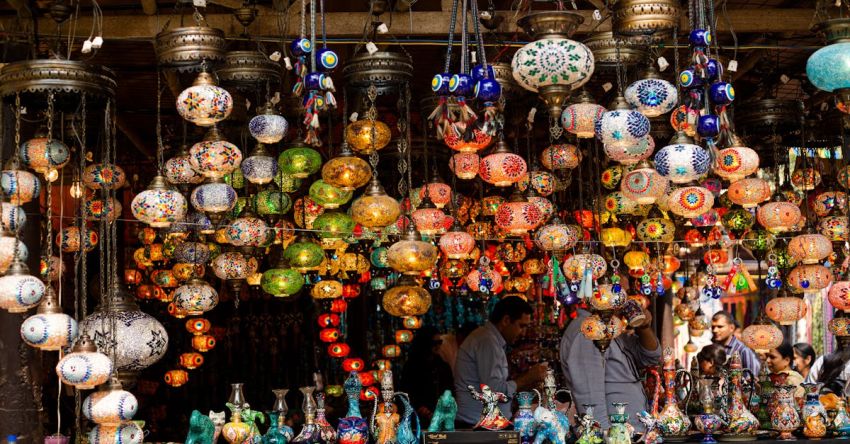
[624,65,678,117]
[176,69,233,126]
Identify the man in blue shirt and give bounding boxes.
[711,310,761,376]
[454,297,549,428]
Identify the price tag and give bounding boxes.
[366,42,379,54]
[727,60,738,72]
[270,51,282,62]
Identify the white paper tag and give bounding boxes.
[92,36,103,48]
[193,0,206,7]
[272,92,281,105]
[270,51,281,62]
[471,51,477,64]
[81,39,92,54]
[593,9,602,21]
[350,112,359,122]
[657,56,669,72]
[20,107,26,115]
[780,74,790,84]
[283,57,293,70]
[602,82,613,92]
[727,60,738,72]
[377,23,389,34]
[366,42,379,54]
[245,99,251,111]
[479,10,491,19]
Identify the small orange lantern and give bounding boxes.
[342,284,361,299]
[319,328,340,343]
[343,358,365,372]
[375,359,392,371]
[191,334,217,352]
[164,369,189,387]
[395,330,413,344]
[179,352,205,370]
[402,316,422,329]
[330,299,348,313]
[382,345,402,358]
[360,386,379,401]
[124,269,143,285]
[328,342,351,358]
[185,318,212,335]
[358,371,376,386]
[167,302,188,318]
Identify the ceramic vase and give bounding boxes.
[802,382,828,439]
[513,392,537,444]
[771,385,801,441]
[264,389,294,444]
[338,372,368,444]
[657,367,691,440]
[725,358,759,438]
[606,402,631,444]
[834,399,850,438]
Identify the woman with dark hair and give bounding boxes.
[767,342,804,399]
[810,336,850,394]
[793,343,817,380]
[400,326,454,421]
[697,344,727,377]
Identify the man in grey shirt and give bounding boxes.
[560,308,661,431]
[454,297,549,427]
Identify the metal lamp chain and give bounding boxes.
[397,84,410,198]
[367,84,379,173]
[156,71,165,174]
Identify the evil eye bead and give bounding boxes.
[432,73,451,95]
[471,64,496,82]
[705,59,723,81]
[709,82,735,105]
[697,114,721,138]
[689,29,711,47]
[290,38,313,57]
[305,72,325,91]
[474,78,502,103]
[679,69,703,89]
[449,73,473,97]
[315,48,339,72]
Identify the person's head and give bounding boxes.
[766,342,794,373]
[697,343,727,376]
[489,296,533,344]
[711,311,738,344]
[409,326,442,358]
[794,343,816,374]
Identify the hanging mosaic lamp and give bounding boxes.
[636,209,676,243]
[791,168,821,190]
[387,225,439,275]
[411,196,447,236]
[189,127,243,179]
[788,232,833,265]
[56,334,113,390]
[534,216,580,252]
[383,274,431,317]
[654,132,710,183]
[596,95,651,152]
[788,263,833,294]
[479,139,528,187]
[20,287,78,350]
[83,163,127,190]
[88,423,144,444]
[541,143,582,171]
[190,179,238,215]
[495,190,543,235]
[249,103,288,144]
[82,378,138,426]
[260,258,304,297]
[211,251,258,281]
[439,221,475,259]
[311,280,344,300]
[624,65,678,117]
[727,178,771,208]
[741,319,783,354]
[449,153,480,179]
[420,175,452,209]
[741,229,776,255]
[313,211,356,241]
[667,184,714,218]
[309,179,353,209]
[0,202,25,233]
[176,70,233,126]
[807,18,850,110]
[0,258,45,313]
[714,135,759,182]
[282,235,325,272]
[829,281,850,312]
[321,143,372,191]
[765,290,807,326]
[165,145,204,186]
[443,128,493,153]
[131,175,187,228]
[757,195,802,233]
[350,177,401,229]
[173,278,218,315]
[561,89,606,138]
[344,119,392,154]
[255,190,292,217]
[20,134,70,174]
[241,143,278,185]
[226,214,270,247]
[562,253,607,280]
[621,160,669,204]
[279,139,322,178]
[1,159,41,205]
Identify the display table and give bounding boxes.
[423,431,521,444]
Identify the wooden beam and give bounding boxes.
[7,0,32,19]
[140,0,157,15]
[0,8,817,39]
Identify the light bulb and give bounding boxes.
[69,181,84,199]
[45,169,59,182]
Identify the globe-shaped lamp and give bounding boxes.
[561,90,605,138]
[344,119,392,154]
[654,135,710,184]
[788,233,833,264]
[309,179,353,209]
[479,140,527,187]
[56,334,112,389]
[495,191,542,235]
[541,143,582,171]
[621,161,669,204]
[727,178,771,208]
[176,71,233,126]
[0,259,46,313]
[596,96,651,151]
[351,178,401,229]
[741,321,783,353]
[20,136,70,174]
[248,104,288,144]
[387,226,439,275]
[131,175,187,228]
[20,287,77,350]
[241,143,277,185]
[173,279,218,315]
[278,140,322,178]
[624,69,678,117]
[714,137,759,182]
[383,275,431,317]
[667,185,715,218]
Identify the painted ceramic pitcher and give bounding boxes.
[607,402,631,444]
[513,392,537,444]
[693,376,725,444]
[771,384,801,441]
[337,372,368,444]
[801,382,828,439]
[657,348,691,441]
[724,352,758,437]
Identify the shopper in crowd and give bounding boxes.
[808,336,850,394]
[793,343,817,381]
[697,343,727,377]
[454,296,548,428]
[766,342,805,399]
[710,311,761,375]
[560,305,660,432]
[401,326,454,422]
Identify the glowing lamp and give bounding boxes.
[541,143,582,170]
[179,352,204,370]
[765,294,807,326]
[667,186,714,218]
[383,275,432,317]
[741,321,783,354]
[621,162,668,204]
[788,233,833,264]
[345,119,392,154]
[758,201,802,233]
[494,191,542,235]
[56,335,112,389]
[328,342,351,358]
[479,140,527,187]
[343,358,365,372]
[192,334,216,352]
[351,178,402,229]
[439,224,475,259]
[727,178,771,208]
[714,139,759,182]
[787,263,833,294]
[176,71,233,126]
[387,226,439,275]
[164,369,189,387]
[278,140,322,178]
[443,128,492,153]
[449,153,480,179]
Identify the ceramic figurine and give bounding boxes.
[538,369,573,441]
[187,410,216,444]
[265,389,294,444]
[396,394,420,444]
[292,387,325,444]
[372,401,400,444]
[513,392,537,444]
[338,373,368,444]
[315,393,337,443]
[223,405,252,444]
[635,412,660,444]
[533,405,570,444]
[427,390,457,432]
[802,382,828,439]
[657,348,691,441]
[576,405,603,444]
[240,407,265,444]
[211,410,227,444]
[834,398,850,438]
[724,353,758,438]
[771,384,801,441]
[606,403,631,444]
[467,384,512,431]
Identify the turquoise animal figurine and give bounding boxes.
[187,410,217,444]
[532,406,569,444]
[238,405,266,444]
[338,372,369,444]
[396,393,421,444]
[428,390,457,432]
